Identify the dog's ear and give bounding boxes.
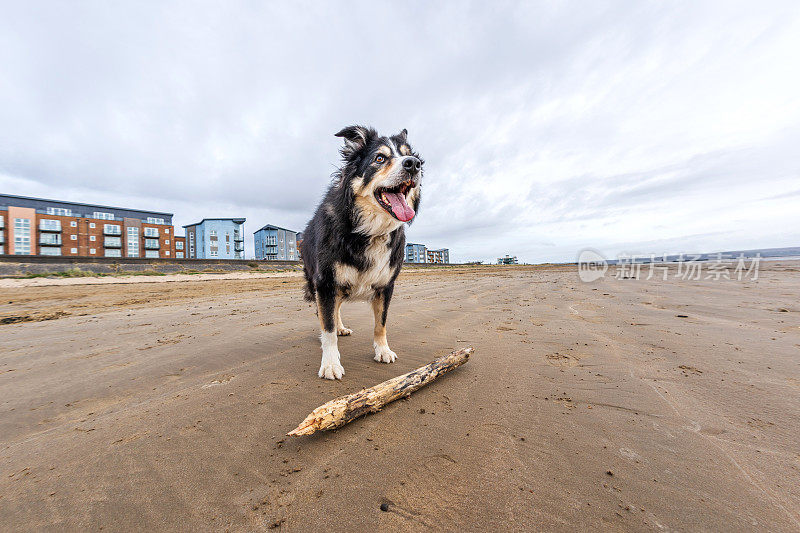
[335,125,373,149]
[398,128,408,142]
[335,125,375,162]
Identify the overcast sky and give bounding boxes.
[1,1,799,263]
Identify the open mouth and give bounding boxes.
[375,180,415,222]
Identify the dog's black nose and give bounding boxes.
[402,156,421,174]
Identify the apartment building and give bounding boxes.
[497,255,518,264]
[405,243,450,264]
[405,242,427,263]
[253,224,298,260]
[427,248,450,264]
[183,218,245,259]
[174,235,186,259]
[0,194,175,258]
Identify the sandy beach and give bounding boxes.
[1,263,799,531]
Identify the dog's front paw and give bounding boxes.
[373,343,397,364]
[337,327,352,336]
[318,361,345,380]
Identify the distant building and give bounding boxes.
[405,243,450,264]
[405,243,427,263]
[497,255,518,264]
[183,218,245,259]
[427,248,449,264]
[254,224,298,260]
[174,235,186,259]
[296,232,304,259]
[1,193,175,258]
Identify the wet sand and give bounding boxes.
[1,263,799,531]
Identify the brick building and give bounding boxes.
[0,194,176,258]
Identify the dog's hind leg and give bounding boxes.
[371,286,397,364]
[335,297,352,336]
[316,286,344,380]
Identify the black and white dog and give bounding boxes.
[302,125,423,379]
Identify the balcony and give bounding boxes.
[104,237,122,248]
[144,239,160,250]
[143,228,159,238]
[104,225,122,235]
[234,243,244,252]
[0,230,4,243]
[39,234,62,246]
[39,221,62,232]
[234,232,244,242]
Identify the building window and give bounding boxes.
[104,236,122,248]
[146,217,165,225]
[143,227,159,238]
[90,235,96,241]
[71,248,77,254]
[47,207,72,216]
[105,249,121,257]
[40,233,61,245]
[144,238,159,249]
[70,234,77,240]
[145,250,159,258]
[165,239,170,245]
[40,247,61,256]
[39,219,61,231]
[70,221,77,227]
[104,224,121,235]
[13,218,31,255]
[210,248,218,257]
[176,251,184,258]
[165,228,169,234]
[89,222,96,228]
[93,212,115,220]
[127,227,139,257]
[165,250,170,256]
[89,248,96,255]
[176,241,184,250]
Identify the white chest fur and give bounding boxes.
[335,235,394,299]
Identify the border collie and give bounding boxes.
[302,125,423,379]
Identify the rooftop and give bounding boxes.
[254,224,297,234]
[0,193,173,218]
[183,218,246,228]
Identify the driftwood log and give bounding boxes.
[288,346,473,436]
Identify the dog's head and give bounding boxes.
[334,125,423,234]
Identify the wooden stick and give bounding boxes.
[288,346,473,436]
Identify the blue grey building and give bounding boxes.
[405,243,450,263]
[254,224,298,260]
[405,243,427,263]
[183,218,245,259]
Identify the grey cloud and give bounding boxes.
[1,1,799,263]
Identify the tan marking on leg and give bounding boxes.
[335,296,352,336]
[372,294,396,363]
[372,296,387,346]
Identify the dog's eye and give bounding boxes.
[375,154,386,164]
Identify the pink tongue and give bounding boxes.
[385,191,415,222]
